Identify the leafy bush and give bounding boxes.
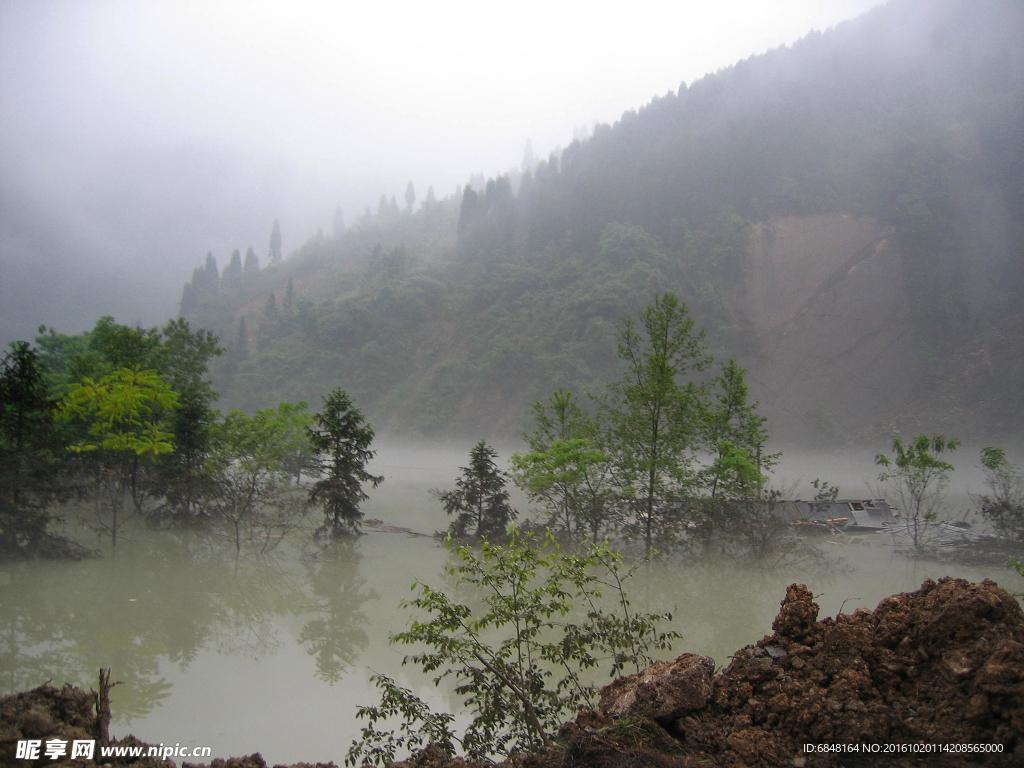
[346,531,679,764]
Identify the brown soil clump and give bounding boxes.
[567,577,1023,768]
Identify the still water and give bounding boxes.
[1,444,1019,765]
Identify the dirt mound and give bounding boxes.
[564,577,1024,768]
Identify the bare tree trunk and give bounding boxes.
[92,668,118,745]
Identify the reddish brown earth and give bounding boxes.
[3,578,1021,768]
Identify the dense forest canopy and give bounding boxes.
[172,0,1023,444]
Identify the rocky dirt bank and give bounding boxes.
[2,577,1021,768]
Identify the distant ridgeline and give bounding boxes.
[181,0,1024,443]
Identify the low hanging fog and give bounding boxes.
[0,0,879,343]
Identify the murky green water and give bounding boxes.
[2,444,1020,764]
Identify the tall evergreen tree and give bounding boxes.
[307,389,383,534]
[436,441,517,539]
[222,248,243,289]
[0,342,69,556]
[404,180,416,210]
[243,246,260,274]
[269,219,283,263]
[201,252,220,296]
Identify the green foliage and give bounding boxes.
[0,342,71,556]
[58,368,178,545]
[511,389,612,544]
[876,434,960,548]
[347,531,679,764]
[703,360,776,501]
[602,293,711,555]
[207,403,313,551]
[307,389,383,534]
[347,675,458,767]
[60,368,177,456]
[978,447,1024,543]
[435,441,517,539]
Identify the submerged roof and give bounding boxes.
[774,499,896,528]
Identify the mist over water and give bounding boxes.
[2,445,1018,765]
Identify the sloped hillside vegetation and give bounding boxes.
[182,0,1024,442]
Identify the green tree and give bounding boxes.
[346,531,679,764]
[404,180,416,211]
[876,434,960,549]
[511,389,612,544]
[0,342,71,557]
[59,368,178,545]
[269,219,283,263]
[703,360,776,501]
[207,405,311,552]
[602,293,711,555]
[435,441,517,539]
[243,246,260,274]
[977,447,1024,543]
[307,390,382,535]
[222,248,243,289]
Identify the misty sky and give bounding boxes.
[0,0,880,339]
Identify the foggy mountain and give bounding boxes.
[1,0,881,346]
[172,0,1023,445]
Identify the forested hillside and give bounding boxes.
[181,0,1024,443]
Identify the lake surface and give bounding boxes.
[2,443,1020,765]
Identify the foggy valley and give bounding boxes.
[2,0,1024,766]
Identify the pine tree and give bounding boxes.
[269,219,282,263]
[0,342,69,556]
[179,283,196,317]
[265,292,278,321]
[202,252,220,295]
[243,247,260,274]
[306,389,383,534]
[435,441,517,539]
[222,248,243,289]
[405,180,416,210]
[285,277,294,312]
[424,185,436,205]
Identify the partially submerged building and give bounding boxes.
[774,499,897,530]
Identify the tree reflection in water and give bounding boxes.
[0,529,373,722]
[298,538,373,684]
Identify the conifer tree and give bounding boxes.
[222,248,243,289]
[265,292,278,321]
[244,246,260,274]
[269,219,282,263]
[202,252,220,295]
[435,441,517,539]
[307,389,383,534]
[405,180,416,210]
[285,277,294,312]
